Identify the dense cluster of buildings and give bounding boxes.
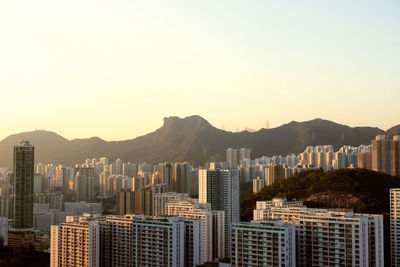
[251,134,400,194]
[0,134,399,266]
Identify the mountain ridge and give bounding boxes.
[0,116,388,168]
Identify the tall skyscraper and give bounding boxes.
[199,168,239,257]
[390,188,400,266]
[12,141,34,231]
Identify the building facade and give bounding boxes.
[12,141,34,231]
[371,135,400,176]
[231,220,296,267]
[51,214,101,267]
[199,168,239,257]
[167,198,225,262]
[391,188,400,266]
[254,201,384,266]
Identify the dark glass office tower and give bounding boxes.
[12,141,34,231]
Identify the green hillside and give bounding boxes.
[240,168,400,221]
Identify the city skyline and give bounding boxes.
[1,1,400,142]
[1,1,399,265]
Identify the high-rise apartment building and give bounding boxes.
[74,167,95,201]
[56,165,71,200]
[116,183,166,216]
[238,148,251,162]
[55,164,64,185]
[167,198,225,262]
[265,163,284,186]
[199,168,239,257]
[99,168,110,196]
[51,214,101,267]
[252,176,265,194]
[393,136,400,176]
[317,151,325,169]
[174,162,192,193]
[153,192,188,216]
[12,141,34,231]
[74,171,94,202]
[231,220,296,267]
[372,135,392,174]
[99,214,203,267]
[390,188,400,266]
[161,162,174,191]
[309,150,317,166]
[115,158,123,175]
[116,190,136,215]
[253,198,304,221]
[371,135,400,176]
[226,148,238,169]
[122,162,137,177]
[358,148,372,169]
[335,151,346,169]
[254,199,384,266]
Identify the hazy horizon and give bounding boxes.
[1,1,399,141]
[0,115,392,142]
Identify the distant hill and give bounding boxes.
[0,116,385,168]
[387,124,400,137]
[240,168,400,222]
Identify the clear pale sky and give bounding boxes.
[1,1,399,141]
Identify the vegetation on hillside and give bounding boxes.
[0,243,49,267]
[240,168,400,221]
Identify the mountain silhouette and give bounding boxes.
[0,116,386,168]
[387,124,400,137]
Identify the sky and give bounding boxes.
[0,0,399,141]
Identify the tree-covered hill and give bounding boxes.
[240,168,400,221]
